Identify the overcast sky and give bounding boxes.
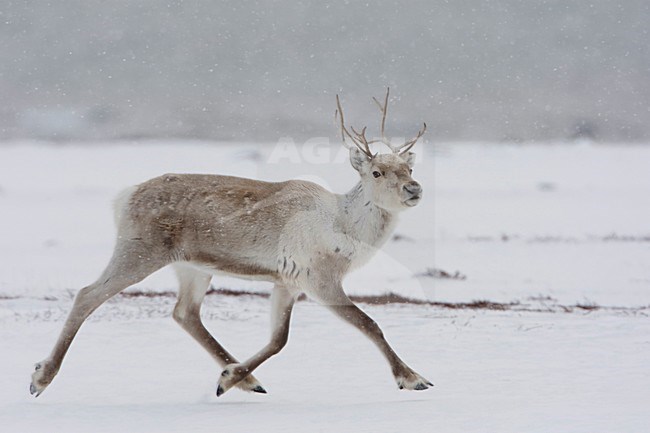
[1,1,648,142]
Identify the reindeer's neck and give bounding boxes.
[338,182,397,249]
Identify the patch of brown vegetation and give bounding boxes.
[467,233,650,244]
[118,288,518,311]
[121,289,177,298]
[416,268,467,280]
[88,288,650,314]
[206,287,270,298]
[350,293,514,310]
[602,233,650,242]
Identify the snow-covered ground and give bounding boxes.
[1,141,649,432]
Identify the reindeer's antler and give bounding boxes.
[335,88,426,157]
[335,94,376,159]
[371,88,427,155]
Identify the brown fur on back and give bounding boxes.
[126,173,325,279]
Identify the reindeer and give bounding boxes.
[30,89,431,398]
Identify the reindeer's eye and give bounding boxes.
[409,168,413,174]
[372,171,381,178]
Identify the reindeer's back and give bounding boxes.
[122,173,333,279]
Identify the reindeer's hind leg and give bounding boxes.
[216,284,296,396]
[171,264,266,394]
[30,240,168,397]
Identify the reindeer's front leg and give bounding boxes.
[216,284,296,396]
[312,283,433,391]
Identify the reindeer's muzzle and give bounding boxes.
[403,181,422,206]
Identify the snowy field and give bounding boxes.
[1,141,649,432]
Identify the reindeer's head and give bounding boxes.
[336,88,425,212]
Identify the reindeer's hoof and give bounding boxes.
[216,363,267,397]
[30,360,53,397]
[399,381,432,391]
[216,383,264,397]
[217,363,263,397]
[396,370,434,391]
[30,380,45,397]
[235,371,267,394]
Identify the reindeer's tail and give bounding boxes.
[112,186,137,227]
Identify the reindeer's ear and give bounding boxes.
[401,151,416,168]
[349,147,370,172]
